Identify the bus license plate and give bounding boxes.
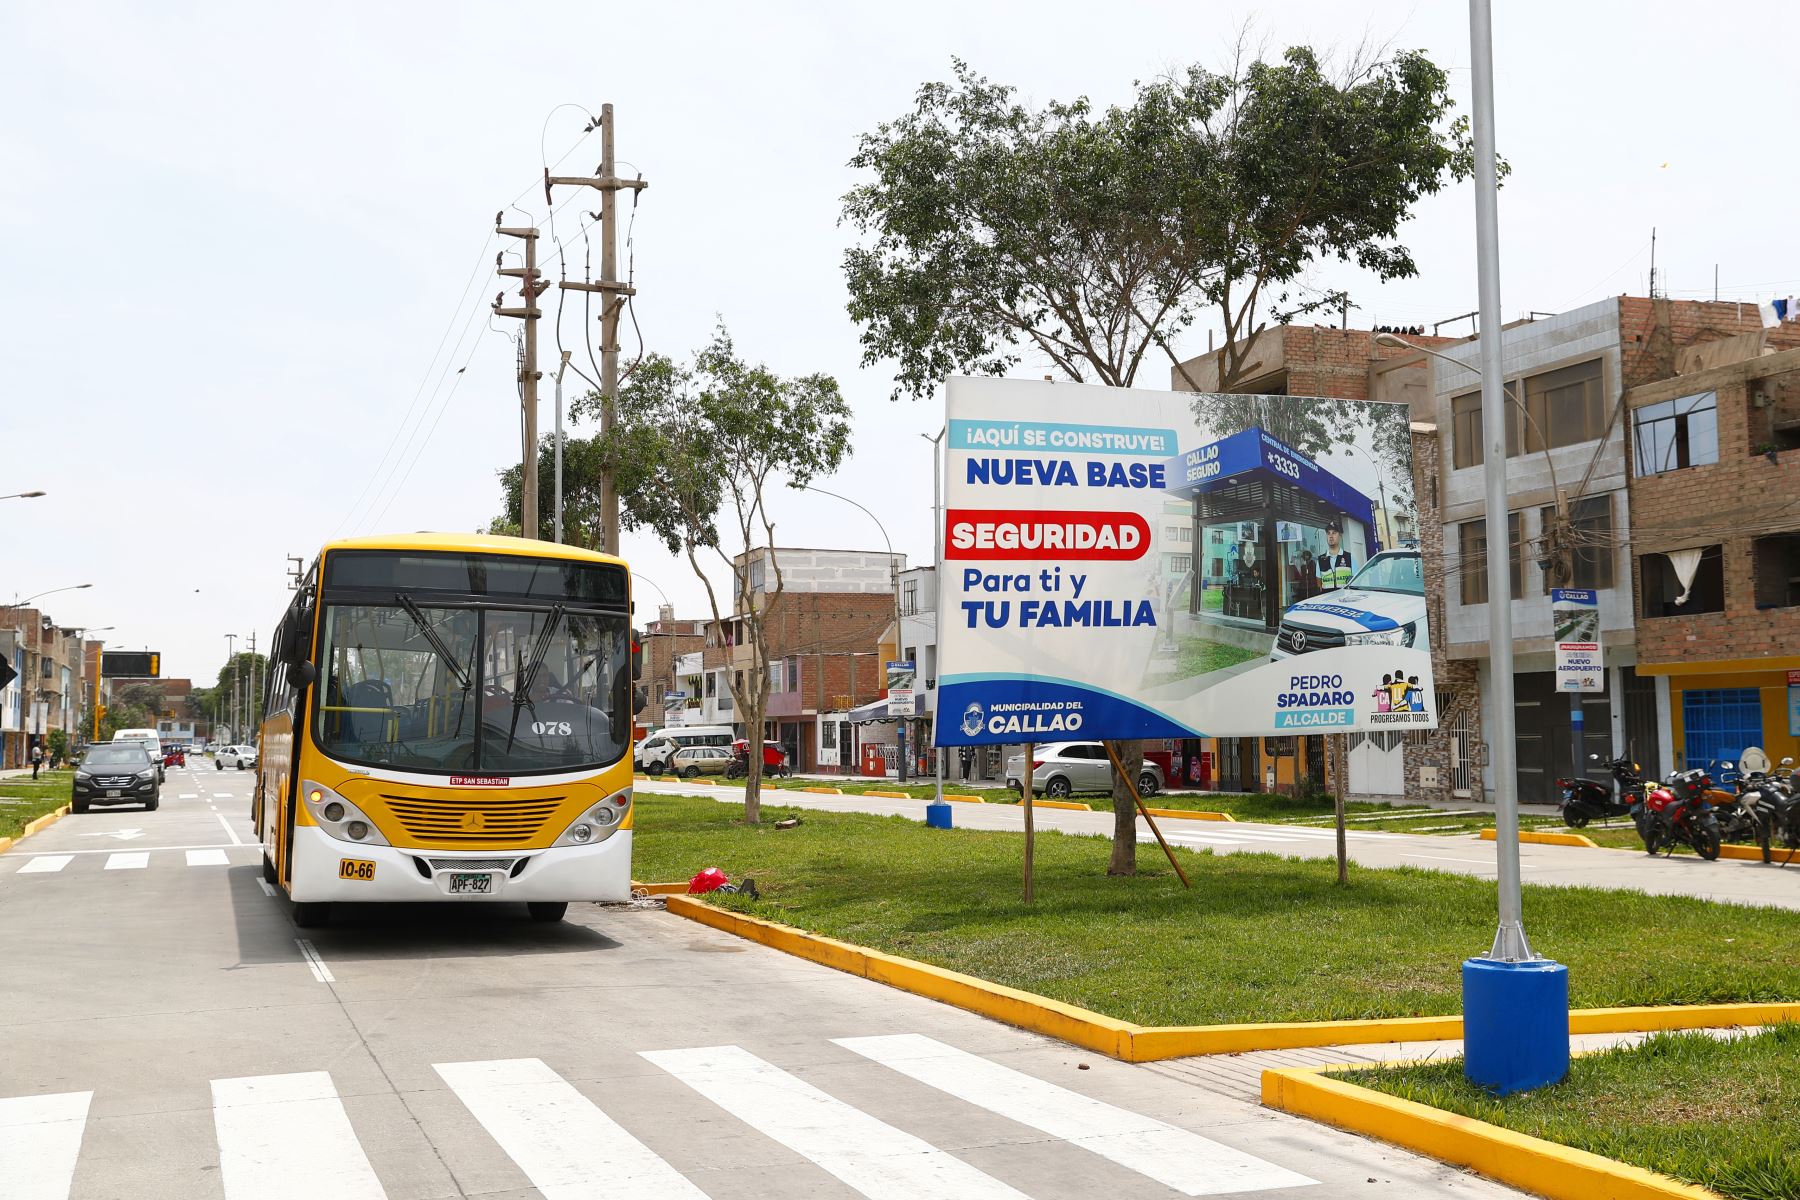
[338,858,376,882]
[449,873,493,894]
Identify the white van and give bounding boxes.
[113,728,165,782]
[636,725,734,774]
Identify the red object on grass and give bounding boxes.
[688,867,729,894]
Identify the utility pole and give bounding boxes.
[247,632,257,734]
[555,350,571,544]
[494,218,546,539]
[545,103,648,555]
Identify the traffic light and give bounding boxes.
[97,704,107,721]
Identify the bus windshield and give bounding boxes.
[314,602,629,774]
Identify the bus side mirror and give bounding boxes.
[631,633,643,682]
[633,685,648,715]
[293,661,318,687]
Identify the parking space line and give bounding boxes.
[295,939,334,983]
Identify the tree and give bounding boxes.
[491,431,616,551]
[114,682,167,719]
[843,46,1474,875]
[592,326,850,823]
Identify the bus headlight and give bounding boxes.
[590,804,620,826]
[570,824,593,843]
[301,779,390,847]
[554,788,630,846]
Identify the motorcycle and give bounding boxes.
[1748,755,1800,865]
[1714,748,1787,861]
[1635,764,1725,860]
[724,740,792,780]
[1556,754,1644,827]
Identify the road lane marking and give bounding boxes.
[257,879,277,897]
[0,1089,91,1200]
[187,848,231,866]
[18,855,73,873]
[294,940,334,983]
[1402,853,1496,866]
[211,1072,385,1200]
[836,1034,1315,1195]
[216,813,244,845]
[435,1058,708,1199]
[179,792,199,798]
[104,852,149,870]
[643,1044,1030,1200]
[10,842,239,857]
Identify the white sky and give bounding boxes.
[4,1,1796,686]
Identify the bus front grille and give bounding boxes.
[379,794,565,844]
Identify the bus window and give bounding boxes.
[316,604,479,771]
[479,608,630,772]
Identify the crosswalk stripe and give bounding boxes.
[836,1034,1315,1196]
[434,1058,707,1200]
[186,849,231,866]
[17,855,72,874]
[211,1072,386,1200]
[642,1045,1029,1200]
[103,853,148,870]
[0,1090,91,1200]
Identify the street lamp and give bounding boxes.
[631,571,672,610]
[7,583,92,608]
[801,484,909,782]
[1,490,46,500]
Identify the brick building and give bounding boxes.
[1626,340,1800,772]
[0,607,91,766]
[637,606,706,730]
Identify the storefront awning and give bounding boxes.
[848,697,892,724]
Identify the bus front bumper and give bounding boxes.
[288,825,634,904]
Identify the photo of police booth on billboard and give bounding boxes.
[935,376,1435,747]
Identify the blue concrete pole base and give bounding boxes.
[925,802,954,829]
[1462,957,1570,1095]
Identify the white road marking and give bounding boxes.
[187,848,231,867]
[9,842,238,857]
[257,878,277,897]
[295,939,334,983]
[434,1058,709,1199]
[216,813,244,845]
[18,855,73,874]
[1402,853,1496,866]
[643,1044,1030,1200]
[836,1034,1316,1196]
[211,1072,385,1200]
[104,852,149,870]
[178,792,199,799]
[78,828,144,840]
[0,1089,91,1200]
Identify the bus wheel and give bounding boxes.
[261,851,278,885]
[292,902,330,928]
[527,902,568,923]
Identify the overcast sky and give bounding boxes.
[4,1,1796,687]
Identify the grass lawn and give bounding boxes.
[0,770,74,840]
[632,794,1800,1027]
[1168,632,1264,678]
[1335,1025,1800,1200]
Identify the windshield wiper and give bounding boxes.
[507,603,565,751]
[395,593,472,691]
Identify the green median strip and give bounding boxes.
[1330,1025,1800,1200]
[632,794,1800,1028]
[0,771,76,841]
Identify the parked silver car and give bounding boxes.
[1004,742,1162,799]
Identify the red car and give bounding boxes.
[162,747,187,769]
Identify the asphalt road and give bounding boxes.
[643,778,1800,911]
[0,762,1527,1199]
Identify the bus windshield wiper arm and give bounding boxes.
[395,593,472,691]
[507,603,565,751]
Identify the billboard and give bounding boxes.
[1551,588,1603,692]
[101,651,161,678]
[937,377,1435,745]
[886,661,916,717]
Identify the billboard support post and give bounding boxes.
[1462,0,1569,1097]
[1102,741,1189,888]
[1021,744,1036,903]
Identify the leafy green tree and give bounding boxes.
[843,46,1473,875]
[114,682,168,719]
[593,326,851,823]
[47,728,70,764]
[490,431,615,551]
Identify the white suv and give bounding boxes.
[216,744,259,771]
[1271,550,1429,660]
[1004,743,1163,799]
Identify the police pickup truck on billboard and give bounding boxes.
[1271,550,1428,660]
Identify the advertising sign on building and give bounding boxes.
[886,661,916,717]
[936,376,1434,745]
[1550,588,1604,693]
[662,691,687,726]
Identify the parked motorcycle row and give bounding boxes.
[1557,749,1800,863]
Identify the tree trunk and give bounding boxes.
[1106,738,1143,876]
[744,710,763,824]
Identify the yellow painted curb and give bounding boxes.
[665,895,1134,1057]
[799,786,844,794]
[1719,842,1800,864]
[1030,798,1090,811]
[1261,1066,1722,1200]
[20,805,69,840]
[0,836,13,855]
[1141,807,1236,822]
[944,793,985,803]
[1481,827,1598,848]
[663,897,1800,1061]
[861,789,914,799]
[631,881,691,896]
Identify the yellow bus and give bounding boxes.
[254,533,637,927]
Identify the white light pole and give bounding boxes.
[9,583,93,607]
[2,490,46,500]
[920,427,950,823]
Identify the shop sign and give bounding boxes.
[886,661,916,717]
[938,376,1435,745]
[1551,589,1603,693]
